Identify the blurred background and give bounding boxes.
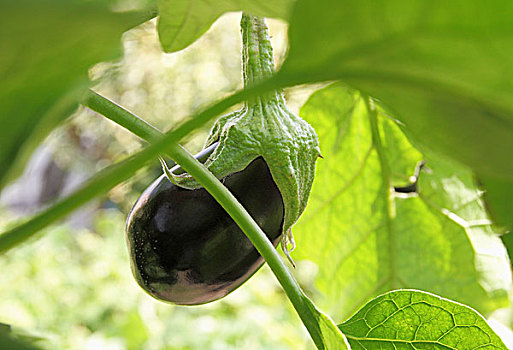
[0,13,318,350]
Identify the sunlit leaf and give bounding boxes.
[280,0,513,230]
[339,290,508,349]
[157,0,292,52]
[293,83,511,321]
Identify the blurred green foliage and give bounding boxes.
[0,209,309,349]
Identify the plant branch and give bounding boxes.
[166,143,325,349]
[84,89,177,170]
[84,89,162,142]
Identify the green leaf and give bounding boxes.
[293,83,511,321]
[338,289,508,349]
[157,0,292,52]
[0,0,150,190]
[279,0,513,230]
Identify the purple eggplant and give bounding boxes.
[126,156,284,305]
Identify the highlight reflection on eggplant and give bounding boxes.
[126,156,284,305]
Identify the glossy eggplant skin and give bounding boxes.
[126,157,284,305]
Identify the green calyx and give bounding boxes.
[171,14,320,239]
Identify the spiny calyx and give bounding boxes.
[170,14,320,259]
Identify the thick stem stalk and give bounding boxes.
[241,14,285,107]
[84,89,162,142]
[166,144,322,348]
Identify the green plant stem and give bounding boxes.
[84,90,162,142]
[166,143,323,349]
[83,90,219,174]
[84,89,179,169]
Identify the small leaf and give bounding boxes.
[339,289,508,349]
[293,83,511,321]
[0,0,149,190]
[157,0,292,52]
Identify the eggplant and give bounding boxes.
[125,14,319,305]
[126,156,284,305]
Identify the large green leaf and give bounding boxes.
[157,0,292,53]
[339,290,508,349]
[293,83,511,321]
[279,0,513,230]
[0,0,150,190]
